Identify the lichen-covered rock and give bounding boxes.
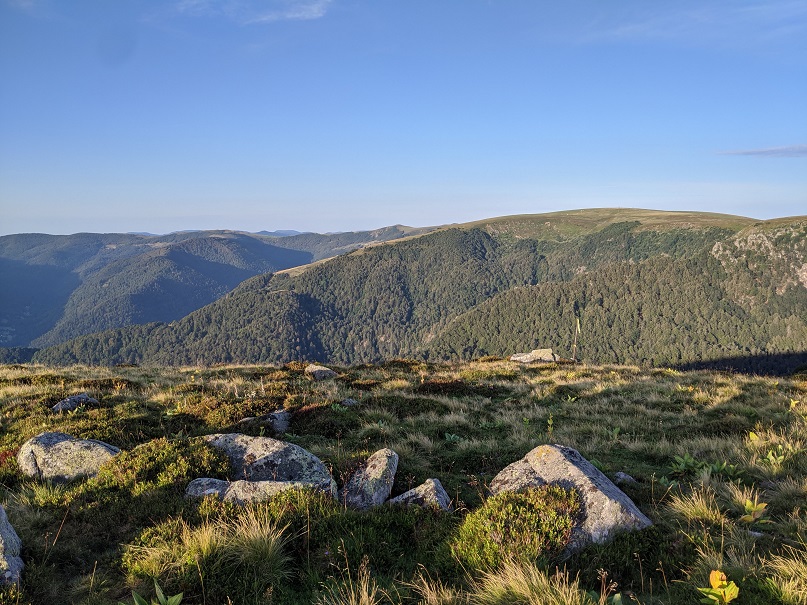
[17,432,120,482]
[237,410,290,434]
[202,433,336,496]
[490,444,652,550]
[305,364,337,380]
[389,478,452,510]
[186,477,333,504]
[51,392,99,413]
[341,448,398,510]
[509,348,557,363]
[0,505,22,586]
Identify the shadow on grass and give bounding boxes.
[676,351,807,377]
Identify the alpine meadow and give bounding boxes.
[1,209,807,605]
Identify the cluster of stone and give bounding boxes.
[6,369,651,587]
[184,435,453,511]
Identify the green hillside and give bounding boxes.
[30,211,807,370]
[0,227,428,349]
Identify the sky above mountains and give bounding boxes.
[1,0,805,235]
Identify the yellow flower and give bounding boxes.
[709,570,727,590]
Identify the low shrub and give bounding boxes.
[91,437,231,493]
[452,486,580,571]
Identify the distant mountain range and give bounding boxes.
[0,225,433,349]
[2,209,806,372]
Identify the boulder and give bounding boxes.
[17,432,120,482]
[341,398,359,407]
[341,448,398,510]
[0,506,22,587]
[510,349,557,363]
[305,364,338,380]
[186,477,333,505]
[51,392,98,413]
[389,478,452,510]
[202,433,336,496]
[490,444,652,550]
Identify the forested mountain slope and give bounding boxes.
[31,211,806,369]
[0,227,427,348]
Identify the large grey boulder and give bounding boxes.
[305,364,337,380]
[186,478,333,505]
[490,444,652,550]
[389,478,452,510]
[51,392,99,413]
[341,448,398,510]
[0,506,22,586]
[17,432,120,482]
[510,349,557,363]
[202,433,336,496]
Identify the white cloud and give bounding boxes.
[4,0,36,9]
[174,0,332,25]
[719,145,807,158]
[577,0,807,49]
[246,0,331,23]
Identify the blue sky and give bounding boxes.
[1,0,805,235]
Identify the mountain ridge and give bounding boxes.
[23,210,807,371]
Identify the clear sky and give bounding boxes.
[1,0,805,235]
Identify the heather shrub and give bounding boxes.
[452,486,580,571]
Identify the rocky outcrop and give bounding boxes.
[341,448,398,510]
[490,444,652,550]
[389,478,452,510]
[202,433,336,496]
[17,432,120,482]
[305,364,338,380]
[185,477,332,504]
[51,392,99,413]
[0,506,22,586]
[510,348,557,363]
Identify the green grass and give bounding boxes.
[0,360,805,604]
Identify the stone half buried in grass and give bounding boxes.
[236,409,290,434]
[16,431,120,482]
[304,363,338,380]
[388,478,452,510]
[341,448,398,510]
[51,392,99,413]
[0,505,22,587]
[509,348,557,363]
[185,477,336,504]
[489,444,652,552]
[203,433,337,496]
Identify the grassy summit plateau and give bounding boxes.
[0,359,806,604]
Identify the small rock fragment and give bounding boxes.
[389,478,452,510]
[51,392,99,413]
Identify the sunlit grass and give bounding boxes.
[0,360,805,603]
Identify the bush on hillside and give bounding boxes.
[452,486,580,571]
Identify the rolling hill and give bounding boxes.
[0,226,430,349]
[29,209,807,371]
